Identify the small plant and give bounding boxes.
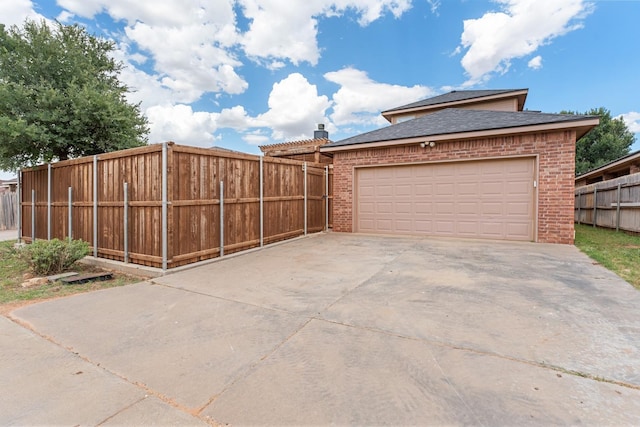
[21,238,90,275]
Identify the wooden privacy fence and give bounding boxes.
[0,192,18,230]
[575,173,640,233]
[19,143,332,269]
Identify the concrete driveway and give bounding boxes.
[3,233,640,425]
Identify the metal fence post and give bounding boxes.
[616,183,621,232]
[162,142,168,271]
[17,171,21,242]
[220,181,224,257]
[124,182,129,263]
[31,189,35,242]
[259,157,264,247]
[93,155,98,257]
[303,162,307,236]
[68,187,73,241]
[47,163,51,240]
[593,187,597,228]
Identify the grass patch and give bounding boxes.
[574,224,640,289]
[0,240,146,308]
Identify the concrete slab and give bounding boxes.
[321,237,640,387]
[101,396,210,426]
[6,233,640,424]
[204,319,640,426]
[153,234,412,315]
[0,228,17,242]
[0,316,143,425]
[12,281,308,410]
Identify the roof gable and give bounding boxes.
[381,89,528,123]
[322,108,598,151]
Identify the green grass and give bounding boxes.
[574,224,640,289]
[0,240,145,307]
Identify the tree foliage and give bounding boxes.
[0,19,148,171]
[563,107,636,176]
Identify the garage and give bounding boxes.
[356,157,535,241]
[321,89,600,244]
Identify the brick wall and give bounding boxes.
[331,130,576,244]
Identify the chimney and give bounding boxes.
[314,123,329,140]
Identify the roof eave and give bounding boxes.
[321,117,599,153]
[575,150,640,181]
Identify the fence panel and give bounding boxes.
[575,173,640,233]
[20,143,328,269]
[0,192,18,230]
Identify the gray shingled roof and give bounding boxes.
[324,108,596,148]
[382,89,527,113]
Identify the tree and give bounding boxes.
[0,19,148,171]
[563,107,636,176]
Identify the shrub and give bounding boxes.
[21,238,90,275]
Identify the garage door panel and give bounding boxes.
[356,158,534,241]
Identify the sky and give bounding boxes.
[1,0,639,180]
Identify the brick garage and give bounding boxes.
[322,90,598,244]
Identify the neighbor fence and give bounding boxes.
[575,173,640,233]
[0,192,18,230]
[19,143,332,269]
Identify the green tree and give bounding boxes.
[563,107,636,176]
[0,19,148,171]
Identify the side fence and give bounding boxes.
[575,173,640,233]
[19,143,332,269]
[0,192,18,230]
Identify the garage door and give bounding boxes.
[356,157,535,241]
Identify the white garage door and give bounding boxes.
[356,157,535,241]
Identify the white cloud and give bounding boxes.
[242,131,271,146]
[239,0,412,66]
[620,112,640,134]
[257,73,332,140]
[459,0,593,83]
[146,104,220,147]
[528,55,543,69]
[57,0,246,104]
[324,67,434,126]
[0,0,47,26]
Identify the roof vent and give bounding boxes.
[314,123,329,139]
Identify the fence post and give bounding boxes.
[68,187,73,241]
[124,182,129,263]
[259,157,264,247]
[592,187,597,228]
[616,183,621,232]
[325,165,329,232]
[93,155,98,257]
[31,189,35,242]
[577,190,581,225]
[47,163,51,240]
[162,142,168,271]
[303,162,307,236]
[220,180,224,257]
[17,171,21,242]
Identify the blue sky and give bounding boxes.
[1,0,639,179]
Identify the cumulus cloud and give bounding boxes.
[146,104,220,146]
[239,0,412,66]
[620,112,640,134]
[0,0,46,26]
[257,73,332,140]
[458,0,593,83]
[528,55,543,69]
[57,0,246,104]
[324,67,434,126]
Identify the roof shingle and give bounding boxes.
[323,108,597,148]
